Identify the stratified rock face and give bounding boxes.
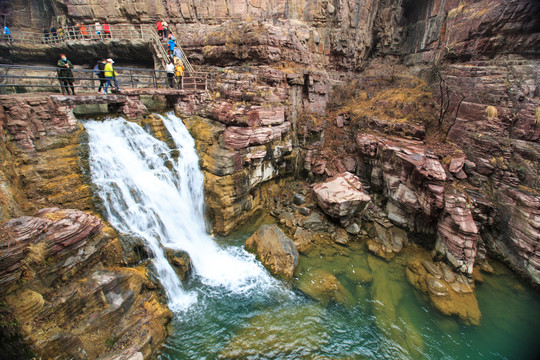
[313,172,371,219]
[179,66,329,235]
[436,192,479,275]
[0,209,172,359]
[245,224,299,280]
[356,134,446,231]
[403,0,540,63]
[0,95,78,152]
[0,208,103,292]
[495,189,540,285]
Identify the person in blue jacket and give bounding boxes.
[4,25,12,42]
[168,35,175,56]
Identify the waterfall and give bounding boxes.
[85,112,275,312]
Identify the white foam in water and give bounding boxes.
[85,113,276,311]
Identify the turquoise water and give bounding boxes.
[156,215,540,360]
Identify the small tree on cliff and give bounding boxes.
[429,63,467,141]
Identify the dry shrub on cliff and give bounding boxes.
[485,106,498,121]
[339,80,435,126]
[23,242,47,266]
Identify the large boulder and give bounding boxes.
[312,172,371,219]
[245,224,298,280]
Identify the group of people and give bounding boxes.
[94,58,121,94]
[156,20,169,40]
[57,54,120,95]
[43,20,111,44]
[52,17,187,94]
[165,58,185,89]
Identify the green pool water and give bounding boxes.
[156,215,540,360]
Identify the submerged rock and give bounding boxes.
[219,304,326,359]
[296,268,354,307]
[406,258,481,326]
[245,224,299,280]
[313,172,371,219]
[368,254,424,358]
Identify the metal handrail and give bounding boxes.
[0,24,194,72]
[0,64,207,92]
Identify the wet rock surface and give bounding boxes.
[406,257,481,326]
[245,224,299,280]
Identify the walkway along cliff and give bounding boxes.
[0,0,539,359]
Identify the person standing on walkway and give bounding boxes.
[68,23,75,39]
[43,28,49,44]
[173,46,182,62]
[3,25,12,42]
[57,53,75,95]
[166,60,175,88]
[50,26,57,43]
[103,21,111,38]
[78,23,88,39]
[104,58,121,94]
[94,20,102,39]
[58,26,64,41]
[157,20,163,39]
[162,20,168,39]
[95,58,107,94]
[174,59,184,89]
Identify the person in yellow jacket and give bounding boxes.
[174,59,184,89]
[103,58,121,94]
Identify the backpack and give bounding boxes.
[93,64,100,75]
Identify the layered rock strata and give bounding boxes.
[0,208,171,359]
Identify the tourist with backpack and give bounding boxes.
[103,58,121,94]
[168,35,176,56]
[94,58,107,94]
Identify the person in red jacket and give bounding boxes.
[157,20,163,39]
[103,21,111,38]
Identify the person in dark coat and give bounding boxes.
[42,28,49,44]
[50,26,57,43]
[57,53,75,95]
[96,58,107,94]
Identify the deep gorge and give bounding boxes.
[0,0,539,359]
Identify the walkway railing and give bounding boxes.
[0,64,207,93]
[0,24,194,72]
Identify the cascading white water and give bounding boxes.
[85,113,276,311]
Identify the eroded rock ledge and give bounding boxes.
[0,208,171,359]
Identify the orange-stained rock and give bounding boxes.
[246,224,299,280]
